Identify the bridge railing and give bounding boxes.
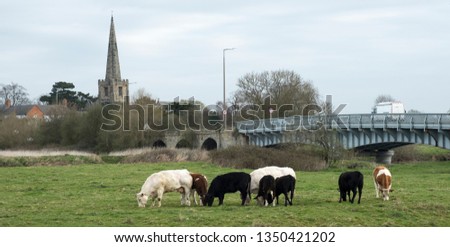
[331,113,450,131]
[236,113,450,133]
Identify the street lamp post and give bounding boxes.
[222,48,235,115]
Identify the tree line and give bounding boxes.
[3,70,441,159]
[1,81,95,110]
[0,70,322,152]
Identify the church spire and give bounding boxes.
[98,15,129,103]
[105,15,121,82]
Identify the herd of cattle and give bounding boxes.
[136,165,393,207]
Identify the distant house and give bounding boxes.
[0,99,67,120]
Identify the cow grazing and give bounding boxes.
[190,173,208,206]
[274,175,296,206]
[136,169,193,208]
[373,166,393,201]
[255,175,276,206]
[338,171,364,204]
[203,172,251,207]
[250,166,296,205]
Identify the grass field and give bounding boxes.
[0,161,449,226]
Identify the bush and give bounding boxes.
[210,144,327,171]
[392,145,450,163]
[0,117,40,149]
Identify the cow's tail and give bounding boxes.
[291,178,296,202]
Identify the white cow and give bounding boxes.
[136,169,193,207]
[250,166,296,205]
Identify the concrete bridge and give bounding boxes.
[236,113,450,163]
[141,113,449,164]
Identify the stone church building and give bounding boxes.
[98,16,129,103]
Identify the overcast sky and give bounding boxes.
[1,0,449,113]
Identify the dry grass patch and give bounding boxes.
[0,149,97,157]
[120,148,210,163]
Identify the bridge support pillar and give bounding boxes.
[375,150,395,164]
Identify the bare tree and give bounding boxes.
[0,82,31,106]
[235,71,269,106]
[132,88,155,105]
[228,92,242,111]
[374,94,396,104]
[233,70,319,117]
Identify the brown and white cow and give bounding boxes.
[373,166,393,201]
[190,173,208,206]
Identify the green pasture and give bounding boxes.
[0,161,449,226]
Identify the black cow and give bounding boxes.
[255,175,276,206]
[274,175,296,206]
[338,171,364,204]
[203,172,251,206]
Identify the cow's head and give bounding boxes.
[136,192,149,207]
[339,189,347,202]
[381,189,393,201]
[199,194,206,206]
[267,193,274,204]
[203,194,214,207]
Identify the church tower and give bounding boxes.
[98,15,129,103]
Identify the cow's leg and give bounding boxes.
[188,190,194,205]
[266,191,272,206]
[193,190,198,206]
[373,177,380,198]
[240,191,247,206]
[341,190,347,202]
[157,189,164,207]
[285,193,291,206]
[268,191,275,206]
[263,194,269,206]
[350,188,357,204]
[195,191,200,205]
[179,194,184,205]
[180,193,186,206]
[287,191,293,205]
[185,188,191,206]
[179,187,190,206]
[187,190,193,205]
[218,194,224,206]
[176,187,186,205]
